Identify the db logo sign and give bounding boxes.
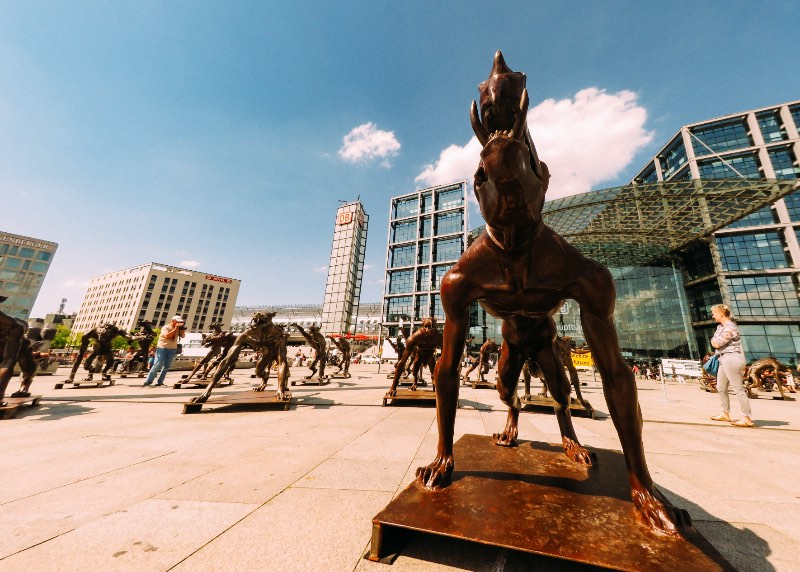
[337,211,354,225]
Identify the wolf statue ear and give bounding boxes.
[539,161,551,195]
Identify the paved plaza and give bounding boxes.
[1,364,799,571]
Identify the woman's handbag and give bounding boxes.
[703,354,720,377]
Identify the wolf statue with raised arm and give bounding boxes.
[415,52,690,535]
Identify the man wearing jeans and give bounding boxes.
[143,315,185,386]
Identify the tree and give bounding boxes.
[50,325,74,349]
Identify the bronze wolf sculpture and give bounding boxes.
[191,312,289,403]
[67,323,131,382]
[415,52,689,535]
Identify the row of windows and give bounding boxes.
[390,211,464,243]
[717,232,789,271]
[387,264,454,294]
[698,153,762,179]
[728,275,800,318]
[389,238,464,268]
[691,118,752,156]
[385,294,444,322]
[659,139,688,179]
[0,257,49,272]
[392,187,465,220]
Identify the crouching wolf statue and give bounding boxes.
[415,52,690,535]
[190,312,290,403]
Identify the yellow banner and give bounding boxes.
[570,351,594,368]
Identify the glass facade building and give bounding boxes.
[382,182,468,335]
[321,201,368,335]
[0,231,58,320]
[632,100,800,364]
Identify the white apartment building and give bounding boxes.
[72,262,240,333]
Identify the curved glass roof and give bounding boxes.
[541,179,798,265]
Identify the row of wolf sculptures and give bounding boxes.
[4,51,698,533]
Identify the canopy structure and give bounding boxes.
[542,179,799,266]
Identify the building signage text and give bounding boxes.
[0,235,55,251]
[205,275,233,284]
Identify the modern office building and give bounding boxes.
[0,231,58,320]
[71,262,240,333]
[382,181,468,336]
[631,100,800,364]
[467,100,800,365]
[321,201,368,335]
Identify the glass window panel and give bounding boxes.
[388,270,414,294]
[393,197,418,219]
[756,110,787,143]
[717,232,788,271]
[421,193,434,214]
[435,211,463,236]
[769,147,800,180]
[392,220,417,243]
[19,247,35,258]
[418,242,430,264]
[728,275,800,318]
[434,237,462,262]
[724,206,776,229]
[690,118,752,156]
[435,187,463,210]
[419,216,432,238]
[698,153,762,179]
[390,245,415,267]
[658,138,688,179]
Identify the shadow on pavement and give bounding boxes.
[17,401,96,422]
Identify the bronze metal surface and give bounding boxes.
[0,395,42,420]
[521,395,595,419]
[371,434,734,571]
[182,390,294,414]
[383,388,436,407]
[471,380,496,390]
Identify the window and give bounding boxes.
[388,270,414,294]
[435,211,463,236]
[390,245,415,268]
[418,242,430,264]
[432,265,452,290]
[659,138,688,179]
[717,232,788,271]
[785,191,800,222]
[421,192,433,214]
[19,247,35,258]
[415,295,430,320]
[728,275,800,318]
[417,267,430,291]
[685,281,723,322]
[386,296,413,322]
[393,197,418,219]
[436,187,463,210]
[434,237,462,262]
[698,153,762,180]
[769,147,800,180]
[725,206,776,229]
[756,110,786,143]
[392,220,417,243]
[690,118,752,156]
[419,217,432,238]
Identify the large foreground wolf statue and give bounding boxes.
[415,52,689,535]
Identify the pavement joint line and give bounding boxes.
[0,527,76,561]
[167,406,403,570]
[0,450,178,507]
[392,413,436,498]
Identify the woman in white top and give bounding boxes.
[709,304,754,427]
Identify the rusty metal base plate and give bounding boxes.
[0,395,42,420]
[471,380,496,390]
[182,391,294,414]
[521,395,595,419]
[173,379,233,389]
[370,434,733,571]
[383,388,436,407]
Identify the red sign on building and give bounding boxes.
[205,275,233,284]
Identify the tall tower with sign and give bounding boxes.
[321,201,369,335]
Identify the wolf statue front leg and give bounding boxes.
[576,265,690,533]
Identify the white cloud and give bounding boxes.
[314,265,328,273]
[179,260,201,269]
[415,88,653,200]
[338,123,401,167]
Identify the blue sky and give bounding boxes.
[2,1,797,318]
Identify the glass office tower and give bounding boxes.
[0,231,58,320]
[383,182,468,336]
[632,100,800,363]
